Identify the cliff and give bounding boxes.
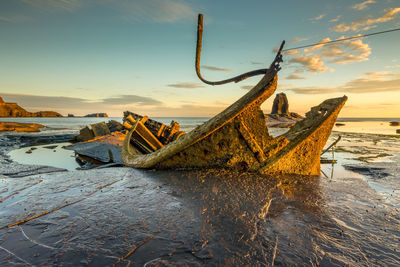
[0,96,62,117]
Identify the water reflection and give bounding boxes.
[8,142,79,171]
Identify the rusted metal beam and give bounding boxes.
[195,13,285,86]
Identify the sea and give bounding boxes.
[1,116,399,136]
[1,116,399,265]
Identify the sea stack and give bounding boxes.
[271,93,289,115]
[265,93,303,128]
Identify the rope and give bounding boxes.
[283,27,400,52]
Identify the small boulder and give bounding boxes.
[396,129,400,134]
[390,121,400,126]
[106,120,124,132]
[76,126,94,142]
[91,122,111,137]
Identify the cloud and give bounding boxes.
[21,0,196,23]
[289,37,309,44]
[0,14,31,23]
[112,0,196,23]
[0,93,90,109]
[101,95,162,105]
[329,15,342,23]
[283,49,299,56]
[167,82,205,89]
[288,54,328,73]
[201,65,233,72]
[385,64,400,69]
[304,37,333,52]
[0,93,163,115]
[352,0,376,11]
[310,14,326,22]
[331,7,400,32]
[286,71,400,94]
[287,37,371,69]
[285,73,306,80]
[21,0,81,11]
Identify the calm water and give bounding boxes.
[1,116,399,135]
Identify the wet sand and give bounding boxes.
[0,131,399,266]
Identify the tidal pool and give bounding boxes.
[8,142,79,171]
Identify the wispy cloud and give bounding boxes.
[352,0,376,11]
[385,64,400,69]
[310,14,326,22]
[286,71,400,94]
[167,82,205,89]
[20,0,196,23]
[0,93,163,115]
[329,15,342,23]
[201,65,233,72]
[101,95,162,105]
[21,0,81,11]
[112,0,196,23]
[0,14,31,23]
[331,7,400,32]
[285,73,306,80]
[289,37,309,44]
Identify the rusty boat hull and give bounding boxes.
[122,69,347,175]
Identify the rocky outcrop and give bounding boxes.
[0,122,45,132]
[0,97,62,117]
[84,113,108,118]
[271,93,289,115]
[73,120,123,142]
[265,93,303,128]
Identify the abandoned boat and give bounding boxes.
[122,14,347,175]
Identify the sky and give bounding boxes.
[0,0,400,117]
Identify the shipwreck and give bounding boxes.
[121,14,347,175]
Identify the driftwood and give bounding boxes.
[121,14,347,175]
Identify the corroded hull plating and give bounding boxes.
[122,71,347,175]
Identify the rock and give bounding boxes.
[106,120,123,132]
[390,121,400,126]
[271,93,289,115]
[75,126,95,142]
[84,113,108,118]
[43,145,58,149]
[0,97,62,117]
[396,129,400,134]
[335,123,346,127]
[265,93,303,128]
[0,122,45,132]
[68,114,75,117]
[91,122,111,137]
